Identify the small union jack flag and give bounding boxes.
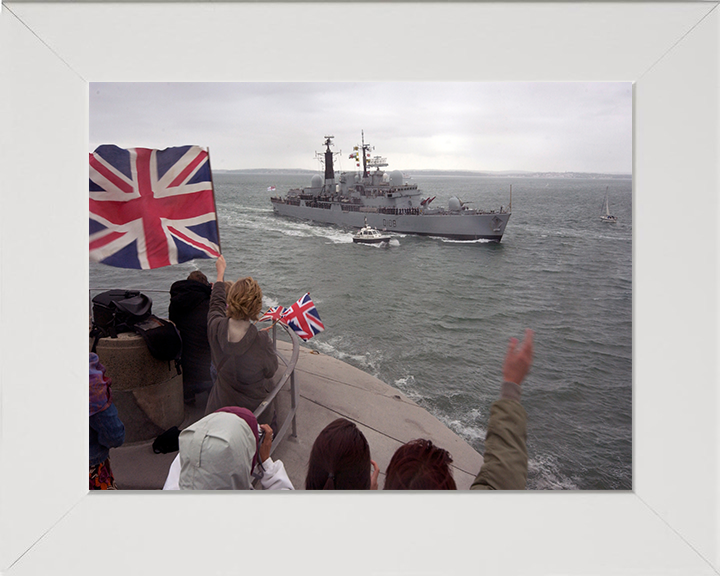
[89,145,220,269]
[259,306,287,323]
[281,293,325,341]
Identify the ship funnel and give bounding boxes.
[323,136,335,183]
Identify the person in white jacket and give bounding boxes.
[163,406,293,490]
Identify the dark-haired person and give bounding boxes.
[385,329,534,491]
[163,406,293,490]
[305,418,380,490]
[204,255,279,425]
[169,270,213,405]
[384,439,456,490]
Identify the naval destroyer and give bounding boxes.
[270,134,511,242]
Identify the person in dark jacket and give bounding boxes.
[89,353,125,489]
[169,271,213,404]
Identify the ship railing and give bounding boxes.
[88,288,301,458]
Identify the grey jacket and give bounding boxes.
[204,282,279,420]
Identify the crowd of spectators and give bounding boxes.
[91,254,533,491]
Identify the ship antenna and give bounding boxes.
[360,130,371,178]
[509,184,512,213]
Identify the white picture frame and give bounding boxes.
[1,2,718,574]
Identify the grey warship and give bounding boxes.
[270,134,511,242]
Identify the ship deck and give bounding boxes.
[109,340,485,490]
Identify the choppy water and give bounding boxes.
[90,172,632,490]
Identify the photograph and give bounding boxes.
[88,81,633,493]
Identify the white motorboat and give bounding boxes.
[353,219,392,244]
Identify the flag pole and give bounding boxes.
[206,147,222,255]
[261,318,282,332]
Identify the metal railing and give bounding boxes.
[254,322,301,457]
[89,288,301,456]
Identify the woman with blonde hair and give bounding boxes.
[204,255,279,425]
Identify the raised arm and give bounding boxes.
[503,328,533,387]
[471,329,533,490]
[208,256,229,331]
[215,254,226,283]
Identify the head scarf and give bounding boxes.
[178,409,259,490]
[89,353,112,417]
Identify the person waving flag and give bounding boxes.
[89,145,221,269]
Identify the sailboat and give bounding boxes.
[600,187,618,223]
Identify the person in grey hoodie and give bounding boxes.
[204,255,279,425]
[163,406,293,490]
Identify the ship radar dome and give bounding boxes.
[311,174,323,188]
[448,196,463,211]
[389,170,404,187]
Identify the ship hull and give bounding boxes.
[271,200,510,241]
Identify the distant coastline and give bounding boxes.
[214,168,632,180]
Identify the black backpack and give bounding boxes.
[90,290,152,348]
[133,315,183,374]
[90,290,182,373]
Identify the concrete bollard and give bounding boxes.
[91,332,184,443]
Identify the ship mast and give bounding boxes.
[360,130,371,178]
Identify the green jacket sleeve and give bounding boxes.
[470,384,528,490]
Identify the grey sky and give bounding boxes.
[90,82,632,174]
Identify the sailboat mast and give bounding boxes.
[604,186,609,216]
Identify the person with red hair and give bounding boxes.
[384,439,457,490]
[385,329,534,490]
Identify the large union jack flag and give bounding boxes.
[89,145,220,269]
[280,293,325,341]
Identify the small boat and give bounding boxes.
[600,187,618,223]
[353,218,392,244]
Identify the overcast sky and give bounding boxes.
[90,82,632,174]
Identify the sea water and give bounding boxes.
[90,173,632,490]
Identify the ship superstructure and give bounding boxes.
[270,133,511,241]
